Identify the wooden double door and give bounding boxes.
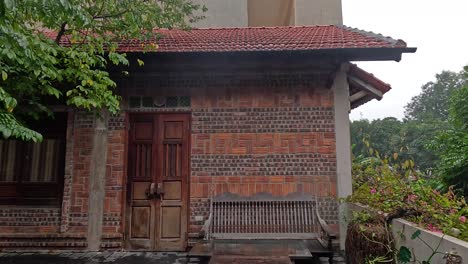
[126,113,190,251]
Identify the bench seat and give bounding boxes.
[190,192,337,263]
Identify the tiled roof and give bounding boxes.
[44,25,411,53]
[348,64,392,93]
[348,64,392,109]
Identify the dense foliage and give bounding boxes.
[350,150,468,242]
[404,70,465,122]
[351,118,444,172]
[429,66,468,197]
[0,0,205,141]
[351,66,468,197]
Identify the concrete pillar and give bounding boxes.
[332,63,352,251]
[87,111,109,250]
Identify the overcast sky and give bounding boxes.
[343,0,468,120]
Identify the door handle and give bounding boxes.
[156,182,164,197]
[146,183,156,199]
[145,182,164,199]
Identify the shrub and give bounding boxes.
[349,146,468,241]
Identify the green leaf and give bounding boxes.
[411,230,421,240]
[137,59,144,66]
[397,246,412,263]
[0,0,205,142]
[4,0,15,9]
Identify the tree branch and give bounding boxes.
[55,22,67,44]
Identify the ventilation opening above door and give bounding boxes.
[129,96,191,109]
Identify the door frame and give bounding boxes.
[123,111,191,251]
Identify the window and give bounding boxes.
[0,113,67,206]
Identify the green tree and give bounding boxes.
[351,117,403,159]
[429,66,468,197]
[404,70,465,122]
[399,120,447,173]
[0,0,205,141]
[351,118,446,172]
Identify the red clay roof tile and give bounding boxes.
[43,25,411,53]
[348,64,392,93]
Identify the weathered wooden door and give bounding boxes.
[126,113,190,251]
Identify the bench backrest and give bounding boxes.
[207,192,321,240]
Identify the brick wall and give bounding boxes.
[120,71,339,241]
[0,208,61,233]
[0,112,91,249]
[0,70,339,250]
[188,85,338,238]
[101,113,126,249]
[68,112,94,234]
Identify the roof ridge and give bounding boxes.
[336,25,407,48]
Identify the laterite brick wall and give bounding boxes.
[0,112,91,248]
[101,114,126,249]
[119,72,340,242]
[189,86,338,238]
[0,70,340,250]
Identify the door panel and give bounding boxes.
[163,181,181,200]
[161,206,181,238]
[155,114,189,251]
[131,206,151,238]
[126,113,189,251]
[126,115,155,249]
[132,182,150,200]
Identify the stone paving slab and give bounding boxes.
[0,252,346,264]
[209,255,292,264]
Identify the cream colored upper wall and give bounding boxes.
[192,0,342,28]
[248,0,294,26]
[295,0,343,25]
[192,0,248,28]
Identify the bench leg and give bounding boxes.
[328,253,334,264]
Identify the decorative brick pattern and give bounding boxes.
[188,198,210,239]
[0,208,61,232]
[192,108,334,133]
[100,233,123,249]
[117,72,340,244]
[186,79,338,240]
[0,112,92,249]
[0,233,87,249]
[68,112,94,234]
[190,86,333,109]
[74,112,94,128]
[102,120,126,247]
[192,133,336,155]
[108,113,126,131]
[191,153,336,177]
[0,70,341,250]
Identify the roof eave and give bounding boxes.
[126,47,417,62]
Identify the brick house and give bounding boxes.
[0,26,415,251]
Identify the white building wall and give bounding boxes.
[192,0,248,28]
[192,0,342,28]
[295,0,343,25]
